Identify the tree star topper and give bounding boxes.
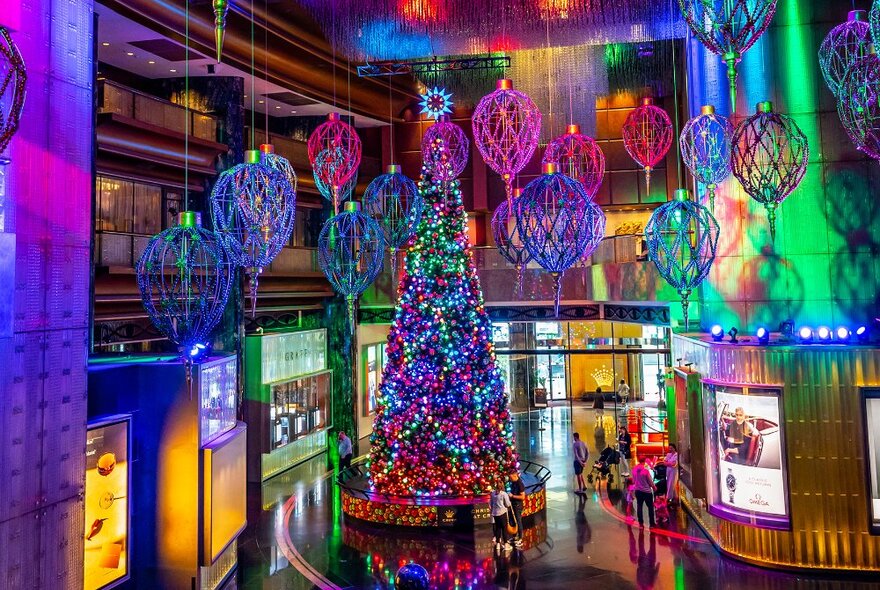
[419,86,454,120]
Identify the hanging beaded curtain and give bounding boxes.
[0,27,26,156]
[818,10,871,98]
[838,52,880,162]
[679,105,733,212]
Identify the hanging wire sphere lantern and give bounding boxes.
[308,112,361,213]
[260,142,298,193]
[838,50,880,162]
[679,105,733,212]
[677,0,778,112]
[363,164,423,275]
[731,101,809,242]
[819,10,871,97]
[622,98,673,195]
[870,1,880,60]
[516,163,606,315]
[472,79,542,203]
[644,189,719,330]
[210,149,297,316]
[318,201,385,333]
[314,146,359,205]
[421,115,469,181]
[543,124,606,200]
[491,188,533,297]
[136,211,233,354]
[0,27,27,157]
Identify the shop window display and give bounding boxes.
[364,343,385,417]
[864,389,880,534]
[270,371,330,449]
[200,357,238,445]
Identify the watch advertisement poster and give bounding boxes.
[705,383,790,529]
[84,417,130,590]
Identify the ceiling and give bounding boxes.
[94,3,389,126]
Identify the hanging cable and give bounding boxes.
[250,0,255,149]
[184,0,190,210]
[264,0,269,144]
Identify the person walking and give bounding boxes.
[617,426,633,478]
[508,470,526,547]
[337,431,353,479]
[572,432,589,493]
[491,484,514,553]
[617,379,631,406]
[631,455,657,528]
[661,444,679,503]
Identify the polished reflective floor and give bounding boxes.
[236,405,879,589]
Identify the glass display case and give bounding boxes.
[270,371,330,450]
[200,357,238,445]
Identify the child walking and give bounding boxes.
[491,484,513,553]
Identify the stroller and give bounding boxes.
[654,495,670,524]
[587,446,620,485]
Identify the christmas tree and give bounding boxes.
[368,135,518,497]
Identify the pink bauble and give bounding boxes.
[622,97,673,191]
[421,115,469,181]
[543,124,605,200]
[307,112,361,194]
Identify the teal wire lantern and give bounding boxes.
[363,164,423,275]
[839,50,880,162]
[517,163,606,315]
[679,105,733,212]
[318,202,385,333]
[819,10,871,97]
[731,101,809,242]
[491,188,532,297]
[677,0,777,112]
[644,189,719,330]
[136,211,233,355]
[210,149,297,316]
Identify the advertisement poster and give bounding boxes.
[84,418,130,590]
[864,392,880,533]
[709,385,788,526]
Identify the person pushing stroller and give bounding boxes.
[588,444,621,485]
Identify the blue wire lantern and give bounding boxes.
[517,163,605,315]
[363,164,422,276]
[491,188,532,297]
[210,149,297,317]
[318,201,385,333]
[136,211,233,356]
[679,105,733,212]
[819,10,871,97]
[644,189,720,330]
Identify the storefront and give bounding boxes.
[244,329,332,481]
[671,333,880,572]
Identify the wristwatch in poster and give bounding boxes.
[726,467,737,503]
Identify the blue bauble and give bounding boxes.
[395,563,430,590]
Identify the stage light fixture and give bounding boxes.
[836,326,850,342]
[817,326,832,342]
[856,326,869,343]
[727,327,739,343]
[710,325,724,342]
[798,326,813,343]
[756,327,770,345]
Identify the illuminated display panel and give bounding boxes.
[703,382,790,530]
[200,356,238,445]
[261,329,327,384]
[84,417,130,590]
[864,389,880,534]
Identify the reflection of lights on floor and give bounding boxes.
[596,485,709,544]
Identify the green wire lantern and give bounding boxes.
[644,189,719,330]
[677,0,777,112]
[731,101,809,242]
[819,10,871,98]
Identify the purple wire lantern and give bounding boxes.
[679,105,733,212]
[622,98,673,195]
[491,188,532,297]
[677,0,778,112]
[839,50,880,162]
[363,164,423,276]
[0,26,26,159]
[472,79,541,204]
[421,115,469,181]
[819,10,871,98]
[732,101,808,242]
[308,112,361,213]
[516,163,606,315]
[543,124,606,201]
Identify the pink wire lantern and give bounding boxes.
[421,115,469,181]
[307,112,361,213]
[472,79,541,204]
[622,98,673,195]
[543,124,606,200]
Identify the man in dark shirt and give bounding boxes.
[508,470,526,548]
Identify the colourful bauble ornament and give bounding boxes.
[318,201,384,333]
[0,27,26,157]
[819,10,871,98]
[136,211,233,354]
[421,115,469,181]
[838,50,880,162]
[679,105,733,212]
[308,112,361,213]
[517,163,606,315]
[543,124,606,200]
[491,188,532,297]
[210,149,297,316]
[472,79,541,203]
[644,189,719,330]
[622,98,673,195]
[732,101,808,242]
[677,0,777,112]
[363,164,423,276]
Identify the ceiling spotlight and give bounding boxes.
[101,42,110,47]
[798,326,813,343]
[275,105,281,109]
[756,327,770,345]
[148,60,155,64]
[710,325,724,342]
[817,326,832,343]
[169,68,177,73]
[727,327,739,343]
[856,325,869,343]
[836,326,850,342]
[258,99,265,104]
[126,51,134,56]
